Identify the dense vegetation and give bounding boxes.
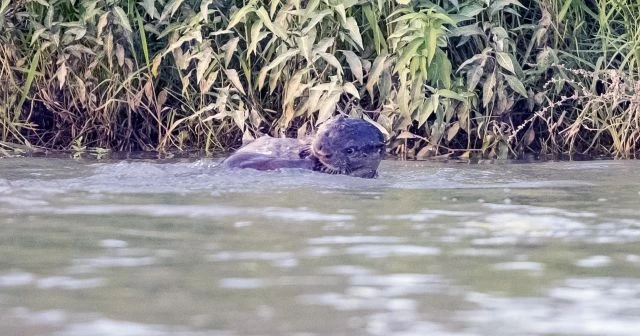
[1,0,639,159]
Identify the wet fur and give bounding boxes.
[224,117,385,178]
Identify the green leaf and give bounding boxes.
[457,51,487,72]
[304,0,320,16]
[17,49,41,114]
[196,48,212,84]
[255,7,287,39]
[426,27,438,65]
[29,0,48,6]
[449,23,483,37]
[504,74,527,97]
[437,89,465,102]
[317,91,341,123]
[0,0,10,13]
[341,50,363,84]
[248,20,264,55]
[418,94,438,127]
[200,0,212,22]
[363,5,385,54]
[163,30,202,56]
[447,122,460,141]
[343,17,363,50]
[395,38,422,72]
[482,71,496,108]
[224,37,239,67]
[430,12,457,25]
[311,37,335,55]
[135,9,150,66]
[140,0,160,19]
[489,0,524,17]
[264,48,299,71]
[257,67,268,91]
[227,5,254,29]
[458,3,484,17]
[342,82,360,99]
[45,4,53,28]
[391,12,425,24]
[270,0,280,17]
[558,0,572,21]
[113,6,132,32]
[334,4,347,25]
[318,52,343,75]
[159,0,184,21]
[30,28,47,45]
[365,54,387,98]
[436,51,452,89]
[302,9,332,35]
[65,27,87,40]
[296,27,316,62]
[495,51,515,74]
[397,80,410,117]
[225,69,245,95]
[491,27,509,40]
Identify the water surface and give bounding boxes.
[1,157,640,335]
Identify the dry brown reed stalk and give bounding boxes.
[526,65,640,158]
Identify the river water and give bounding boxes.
[0,157,639,336]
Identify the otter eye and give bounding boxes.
[344,147,356,155]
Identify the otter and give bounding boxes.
[223,117,385,178]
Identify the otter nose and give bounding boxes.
[315,145,332,159]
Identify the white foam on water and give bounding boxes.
[0,196,49,208]
[208,251,294,261]
[36,276,105,290]
[12,307,67,325]
[54,318,227,336]
[452,248,506,257]
[0,271,35,287]
[8,203,354,223]
[575,255,612,268]
[99,239,128,248]
[492,261,545,272]
[461,277,640,335]
[69,256,156,273]
[218,278,266,289]
[345,244,441,258]
[318,265,375,276]
[348,274,446,298]
[7,308,229,336]
[307,235,405,245]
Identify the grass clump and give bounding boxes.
[0,0,639,159]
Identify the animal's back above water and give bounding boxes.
[223,136,313,171]
[223,117,385,178]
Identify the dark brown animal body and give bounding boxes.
[223,117,385,178]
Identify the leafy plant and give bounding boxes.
[0,0,638,159]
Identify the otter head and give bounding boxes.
[310,117,385,178]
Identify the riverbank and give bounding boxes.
[1,0,639,159]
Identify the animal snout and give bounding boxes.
[315,144,332,159]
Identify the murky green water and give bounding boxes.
[1,157,640,336]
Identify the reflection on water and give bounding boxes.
[1,158,640,335]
